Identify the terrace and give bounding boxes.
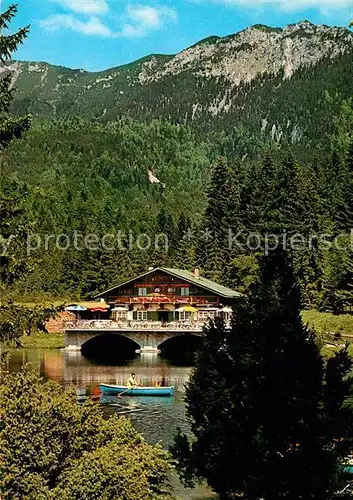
[64,319,230,332]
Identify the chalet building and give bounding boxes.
[93,267,241,324]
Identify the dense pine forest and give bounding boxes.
[2,99,353,313]
[1,9,353,315]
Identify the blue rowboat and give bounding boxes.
[344,465,353,475]
[99,383,174,397]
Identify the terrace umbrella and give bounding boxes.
[183,306,198,313]
[88,303,110,320]
[65,305,87,311]
[64,304,87,321]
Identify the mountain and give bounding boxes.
[3,21,353,150]
[2,22,353,300]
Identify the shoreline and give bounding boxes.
[19,332,65,349]
[3,309,352,353]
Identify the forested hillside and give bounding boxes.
[1,119,212,297]
[1,18,353,313]
[2,98,353,312]
[5,21,353,156]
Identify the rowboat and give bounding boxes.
[345,466,353,474]
[99,383,174,397]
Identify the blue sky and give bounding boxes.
[4,0,353,72]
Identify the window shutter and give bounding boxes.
[133,311,137,320]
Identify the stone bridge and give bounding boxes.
[65,327,203,354]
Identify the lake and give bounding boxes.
[6,348,216,499]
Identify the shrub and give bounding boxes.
[0,364,171,499]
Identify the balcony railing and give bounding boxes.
[64,319,231,331]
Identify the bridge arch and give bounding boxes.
[81,333,140,364]
[65,328,203,357]
[158,333,202,363]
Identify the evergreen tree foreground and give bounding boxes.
[0,4,31,150]
[0,365,172,499]
[1,3,32,302]
[172,248,353,500]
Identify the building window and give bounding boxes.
[180,287,190,296]
[138,287,147,296]
[115,311,127,321]
[177,311,191,321]
[133,310,148,320]
[198,311,216,321]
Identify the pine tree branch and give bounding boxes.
[0,26,30,63]
[0,4,18,31]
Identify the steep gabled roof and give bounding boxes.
[162,268,242,298]
[95,267,241,299]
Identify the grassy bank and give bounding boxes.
[302,310,353,338]
[302,310,353,358]
[19,332,65,349]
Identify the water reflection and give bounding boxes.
[100,394,187,446]
[63,351,191,393]
[81,333,138,365]
[7,349,192,446]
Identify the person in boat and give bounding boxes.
[127,372,139,388]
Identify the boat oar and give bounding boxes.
[118,387,131,398]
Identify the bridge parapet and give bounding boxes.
[64,323,204,354]
[65,319,210,332]
[64,319,233,354]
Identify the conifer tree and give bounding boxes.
[248,154,278,230]
[0,4,30,149]
[335,247,353,313]
[173,247,353,499]
[153,206,176,265]
[198,156,234,282]
[0,5,31,291]
[321,234,353,314]
[221,159,244,287]
[173,214,197,270]
[273,155,302,233]
[339,259,353,312]
[204,156,229,229]
[339,142,353,231]
[0,180,33,285]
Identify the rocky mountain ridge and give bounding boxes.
[2,21,352,147]
[140,21,352,85]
